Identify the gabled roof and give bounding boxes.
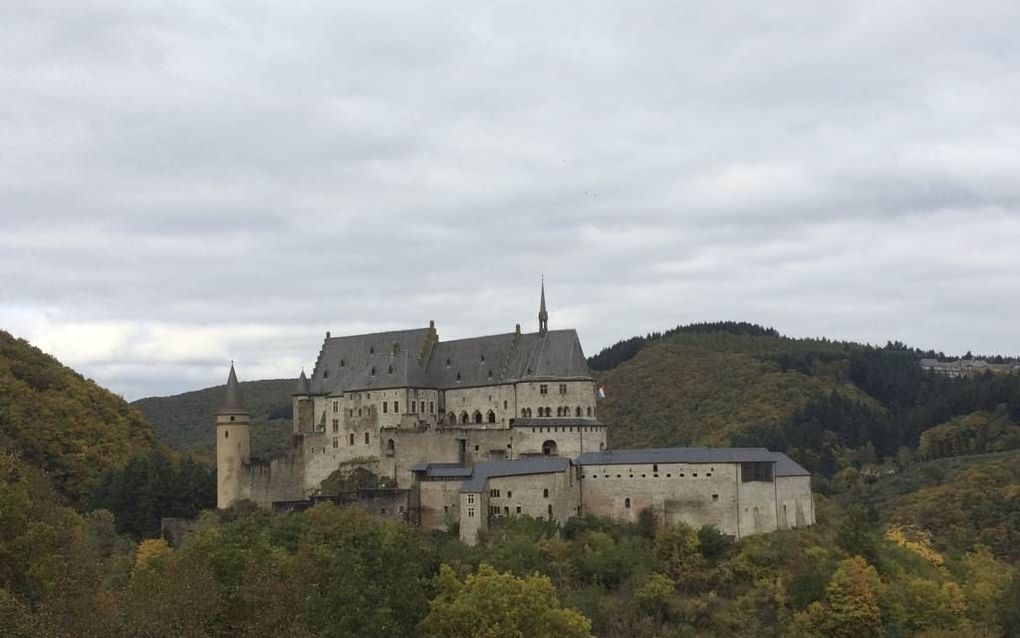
[772,453,811,477]
[304,325,591,394]
[460,457,571,492]
[307,328,433,395]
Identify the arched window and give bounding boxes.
[447,412,456,424]
[487,410,496,423]
[348,433,355,445]
[576,406,582,417]
[460,411,469,424]
[544,407,552,417]
[625,498,631,509]
[542,440,558,456]
[543,488,549,498]
[364,432,370,444]
[521,408,527,418]
[587,407,592,417]
[473,410,483,424]
[386,439,395,456]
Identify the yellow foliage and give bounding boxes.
[884,524,944,568]
[135,538,172,570]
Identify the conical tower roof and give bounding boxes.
[294,369,309,395]
[218,363,249,415]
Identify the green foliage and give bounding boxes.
[0,330,155,502]
[919,406,1020,460]
[89,448,215,538]
[418,564,593,638]
[132,378,295,459]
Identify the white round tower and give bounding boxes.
[216,363,250,509]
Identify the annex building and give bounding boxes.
[216,285,814,544]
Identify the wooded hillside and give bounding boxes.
[0,330,155,502]
[132,379,294,460]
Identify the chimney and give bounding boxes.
[515,323,521,335]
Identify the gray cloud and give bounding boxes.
[2,1,1019,399]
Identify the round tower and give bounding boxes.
[216,363,251,509]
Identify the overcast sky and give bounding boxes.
[2,1,1019,400]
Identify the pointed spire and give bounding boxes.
[295,368,309,395]
[538,275,549,334]
[218,363,248,415]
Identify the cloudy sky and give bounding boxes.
[2,1,1019,400]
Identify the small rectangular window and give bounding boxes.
[383,402,388,414]
[559,383,567,395]
[712,494,719,502]
[394,401,399,412]
[540,384,548,395]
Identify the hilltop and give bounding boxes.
[132,378,295,459]
[0,329,156,502]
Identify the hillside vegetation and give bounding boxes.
[0,329,155,502]
[133,379,294,459]
[593,324,1020,483]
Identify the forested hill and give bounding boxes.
[592,322,1020,482]
[0,329,156,502]
[132,378,295,459]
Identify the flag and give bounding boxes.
[597,386,606,399]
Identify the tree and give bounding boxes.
[792,556,883,638]
[419,564,592,638]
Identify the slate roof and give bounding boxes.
[575,447,810,477]
[409,463,474,479]
[460,457,571,492]
[303,325,591,395]
[218,364,248,415]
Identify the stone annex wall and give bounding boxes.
[417,480,461,530]
[580,462,740,534]
[457,469,579,544]
[776,476,815,529]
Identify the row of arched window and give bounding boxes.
[446,410,498,425]
[521,406,593,418]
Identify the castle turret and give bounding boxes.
[216,363,251,509]
[538,277,549,335]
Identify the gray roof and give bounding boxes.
[409,463,474,478]
[305,325,591,395]
[218,364,248,415]
[294,369,309,395]
[576,447,779,466]
[772,453,811,477]
[460,457,571,492]
[513,418,604,427]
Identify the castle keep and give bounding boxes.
[216,285,814,544]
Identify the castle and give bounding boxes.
[216,285,814,544]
